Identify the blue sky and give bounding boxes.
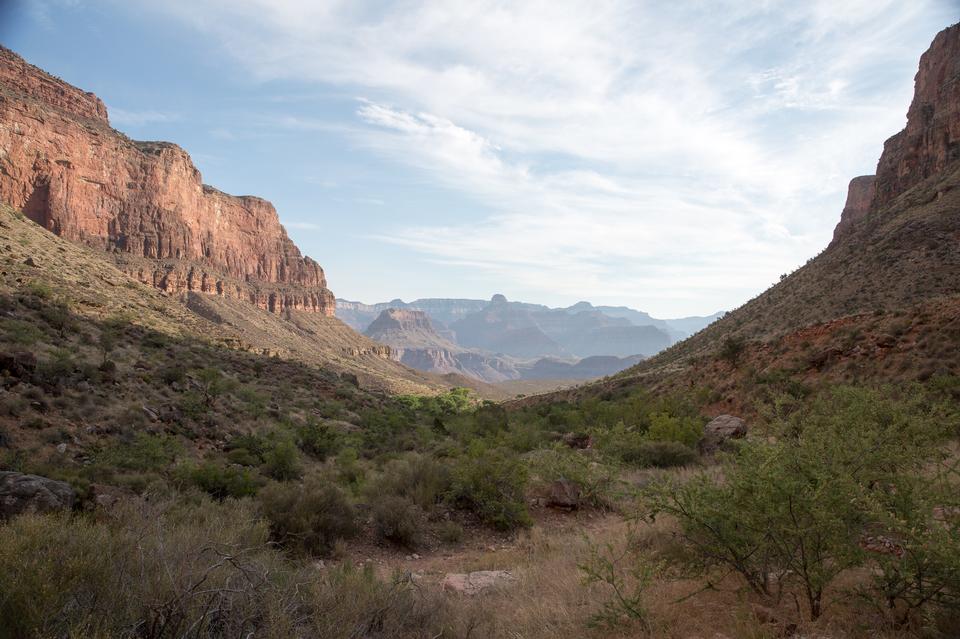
[2,1,956,317]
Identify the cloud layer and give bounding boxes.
[129,0,955,315]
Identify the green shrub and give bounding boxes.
[630,441,697,468]
[95,433,180,472]
[643,386,952,621]
[263,439,302,481]
[296,418,343,460]
[645,412,703,449]
[448,447,531,531]
[596,423,696,468]
[373,453,450,511]
[718,335,745,366]
[259,478,358,556]
[526,446,618,509]
[177,461,260,499]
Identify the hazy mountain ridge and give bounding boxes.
[362,307,646,382]
[338,295,722,358]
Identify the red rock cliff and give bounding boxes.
[873,23,960,209]
[831,175,877,242]
[0,46,334,315]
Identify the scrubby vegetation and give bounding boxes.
[4,265,960,637]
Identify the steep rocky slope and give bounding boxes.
[0,46,474,395]
[0,45,333,315]
[0,205,447,394]
[526,23,960,412]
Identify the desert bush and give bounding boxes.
[643,386,952,620]
[372,495,424,548]
[0,498,290,639]
[645,412,703,449]
[629,441,697,468]
[259,477,358,556]
[448,446,531,531]
[177,461,260,499]
[436,519,464,544]
[308,562,447,638]
[718,335,745,366]
[263,439,302,481]
[373,452,451,510]
[295,418,343,460]
[158,364,185,386]
[95,432,180,472]
[526,446,619,509]
[596,423,696,468]
[579,526,657,629]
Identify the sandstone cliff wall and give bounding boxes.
[0,46,333,315]
[873,24,960,210]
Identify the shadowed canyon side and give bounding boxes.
[0,46,334,315]
[526,23,960,412]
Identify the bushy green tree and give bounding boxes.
[644,387,952,620]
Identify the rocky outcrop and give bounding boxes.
[0,46,334,315]
[698,414,747,455]
[0,471,76,518]
[873,24,960,209]
[831,175,877,242]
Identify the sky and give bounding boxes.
[1,1,957,317]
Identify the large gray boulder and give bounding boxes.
[0,471,76,518]
[698,415,747,455]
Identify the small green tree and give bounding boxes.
[195,367,231,408]
[263,440,302,481]
[718,335,745,367]
[644,387,949,620]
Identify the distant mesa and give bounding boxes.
[344,296,723,383]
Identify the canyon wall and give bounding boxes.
[873,24,960,210]
[0,46,334,315]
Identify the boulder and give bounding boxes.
[545,479,581,510]
[0,471,76,518]
[441,570,516,596]
[698,415,747,455]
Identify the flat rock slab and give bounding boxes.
[441,570,516,595]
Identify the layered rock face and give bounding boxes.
[832,24,959,241]
[873,24,960,209]
[0,46,334,315]
[831,175,877,242]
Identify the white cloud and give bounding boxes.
[122,0,956,314]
